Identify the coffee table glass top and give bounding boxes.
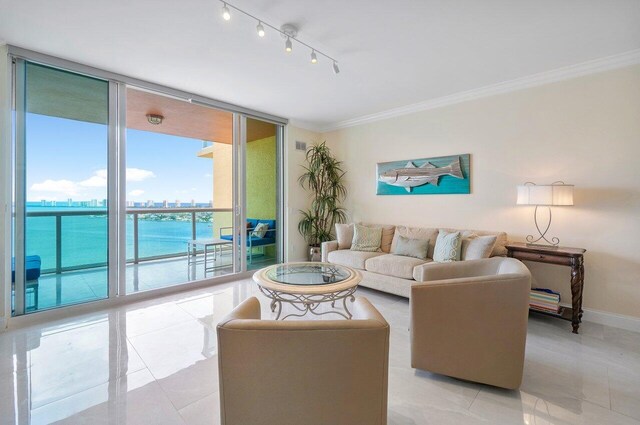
[266,263,351,286]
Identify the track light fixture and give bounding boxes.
[256,21,265,37]
[221,3,231,20]
[216,0,340,75]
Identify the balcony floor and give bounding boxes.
[20,253,275,313]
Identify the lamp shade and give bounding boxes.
[516,184,574,206]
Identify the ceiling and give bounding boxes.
[1,0,639,130]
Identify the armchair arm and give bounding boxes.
[351,297,389,326]
[218,297,261,328]
[321,240,339,262]
[413,257,502,282]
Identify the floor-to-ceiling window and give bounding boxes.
[13,61,110,314]
[9,49,285,317]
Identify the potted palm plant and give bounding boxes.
[298,142,347,261]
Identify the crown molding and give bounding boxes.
[320,49,640,133]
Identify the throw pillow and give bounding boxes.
[461,234,497,260]
[335,223,354,249]
[251,222,269,238]
[433,230,462,262]
[392,235,429,260]
[360,223,395,253]
[351,224,383,252]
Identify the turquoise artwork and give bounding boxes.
[376,154,471,195]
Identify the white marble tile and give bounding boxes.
[30,368,186,425]
[124,301,195,338]
[609,365,640,421]
[470,387,640,425]
[179,391,221,425]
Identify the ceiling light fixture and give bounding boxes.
[216,0,340,75]
[146,114,164,125]
[256,21,265,37]
[221,3,231,20]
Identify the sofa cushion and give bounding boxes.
[360,223,395,253]
[461,234,497,260]
[392,235,430,260]
[327,249,384,270]
[391,226,439,258]
[335,223,354,249]
[365,254,429,280]
[351,224,383,252]
[433,230,462,262]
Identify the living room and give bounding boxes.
[1,1,639,424]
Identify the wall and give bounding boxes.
[285,126,321,261]
[246,136,277,220]
[322,65,640,321]
[0,45,9,327]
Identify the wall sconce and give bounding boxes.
[516,181,574,247]
[146,114,164,125]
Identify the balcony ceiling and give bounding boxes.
[1,0,639,130]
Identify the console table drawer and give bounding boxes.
[510,250,572,266]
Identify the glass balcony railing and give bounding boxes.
[23,207,232,274]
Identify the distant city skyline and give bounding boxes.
[26,113,213,203]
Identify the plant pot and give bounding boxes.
[308,245,322,262]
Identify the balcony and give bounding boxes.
[18,207,276,312]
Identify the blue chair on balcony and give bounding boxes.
[219,219,276,264]
[11,255,42,310]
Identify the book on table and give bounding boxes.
[529,288,561,314]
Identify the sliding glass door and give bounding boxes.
[124,87,235,293]
[13,61,110,314]
[9,49,286,317]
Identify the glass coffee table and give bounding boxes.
[253,262,361,320]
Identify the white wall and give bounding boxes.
[0,45,11,328]
[285,125,321,261]
[322,65,640,320]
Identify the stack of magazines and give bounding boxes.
[530,288,561,314]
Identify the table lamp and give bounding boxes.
[516,181,574,247]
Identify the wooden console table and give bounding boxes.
[506,242,586,334]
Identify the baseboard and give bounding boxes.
[560,303,640,333]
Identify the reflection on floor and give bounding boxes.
[21,253,276,313]
[2,279,640,424]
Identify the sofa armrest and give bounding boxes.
[321,240,339,262]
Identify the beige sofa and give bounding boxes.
[321,224,509,298]
[217,296,390,425]
[410,257,531,389]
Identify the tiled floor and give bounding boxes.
[21,253,275,312]
[2,278,640,424]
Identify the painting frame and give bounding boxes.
[376,154,471,195]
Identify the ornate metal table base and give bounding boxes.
[258,285,357,320]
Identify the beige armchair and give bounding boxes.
[217,296,390,425]
[410,257,531,389]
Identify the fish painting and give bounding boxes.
[376,154,470,195]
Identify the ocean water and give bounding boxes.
[24,206,217,271]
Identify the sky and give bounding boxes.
[26,113,213,203]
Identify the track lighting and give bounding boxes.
[216,1,340,75]
[222,3,231,20]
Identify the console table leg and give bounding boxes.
[578,264,585,323]
[570,265,582,334]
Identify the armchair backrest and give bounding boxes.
[217,297,390,425]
